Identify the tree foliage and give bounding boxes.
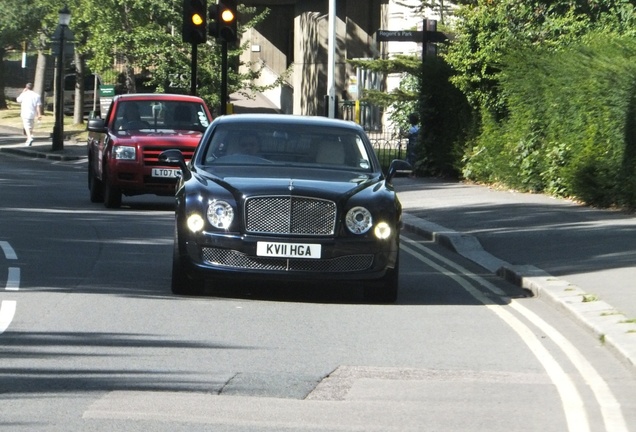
[0,0,282,116]
[447,0,636,207]
[444,0,636,118]
[0,0,47,108]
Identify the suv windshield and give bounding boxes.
[114,100,210,132]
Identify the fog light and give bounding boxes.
[374,222,391,239]
[187,214,205,233]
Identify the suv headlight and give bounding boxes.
[114,146,136,160]
[345,206,372,234]
[207,200,234,229]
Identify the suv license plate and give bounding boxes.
[256,242,321,259]
[152,168,180,178]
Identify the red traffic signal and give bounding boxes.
[182,0,207,44]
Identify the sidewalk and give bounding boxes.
[1,128,635,368]
[0,125,86,161]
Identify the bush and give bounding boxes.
[462,31,636,208]
[417,56,474,178]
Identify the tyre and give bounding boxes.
[363,255,399,304]
[88,164,104,203]
[103,172,122,209]
[171,230,204,295]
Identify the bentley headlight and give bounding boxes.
[374,221,392,240]
[207,200,234,229]
[187,214,205,233]
[345,206,372,234]
[113,146,136,160]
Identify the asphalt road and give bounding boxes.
[0,153,635,431]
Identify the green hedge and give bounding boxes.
[462,31,636,208]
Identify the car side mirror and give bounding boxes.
[159,149,192,181]
[86,118,107,133]
[386,159,412,183]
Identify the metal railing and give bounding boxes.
[367,130,408,172]
[338,100,408,171]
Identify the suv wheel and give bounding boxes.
[88,163,104,203]
[103,171,122,208]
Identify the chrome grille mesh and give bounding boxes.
[245,196,336,235]
[202,248,373,272]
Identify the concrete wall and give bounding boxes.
[240,0,387,116]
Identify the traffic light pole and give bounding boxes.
[191,43,198,96]
[220,39,228,115]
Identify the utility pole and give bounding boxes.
[327,0,336,118]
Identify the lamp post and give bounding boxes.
[52,5,71,151]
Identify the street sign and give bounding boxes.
[99,85,115,115]
[376,29,448,43]
[376,30,422,42]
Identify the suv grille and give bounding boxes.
[143,146,195,167]
[245,196,336,236]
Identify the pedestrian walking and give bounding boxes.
[16,83,43,146]
[406,112,420,167]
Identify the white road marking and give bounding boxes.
[1,241,18,334]
[0,300,16,334]
[402,237,627,432]
[0,241,17,260]
[5,267,20,291]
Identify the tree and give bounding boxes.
[443,0,636,118]
[85,0,180,95]
[348,55,421,132]
[0,0,46,109]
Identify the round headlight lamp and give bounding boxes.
[345,206,373,235]
[207,200,234,229]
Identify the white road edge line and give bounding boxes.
[0,300,16,334]
[403,237,628,432]
[402,240,589,432]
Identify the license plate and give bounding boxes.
[256,242,321,259]
[152,168,180,178]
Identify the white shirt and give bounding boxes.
[16,90,42,120]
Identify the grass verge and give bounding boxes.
[0,101,88,141]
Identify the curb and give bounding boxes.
[401,213,636,369]
[0,145,85,162]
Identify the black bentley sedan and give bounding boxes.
[160,114,410,303]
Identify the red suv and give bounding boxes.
[87,93,212,208]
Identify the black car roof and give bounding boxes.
[212,114,364,131]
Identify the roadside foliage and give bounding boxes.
[441,0,636,209]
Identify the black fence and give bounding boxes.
[338,100,408,170]
[367,130,408,172]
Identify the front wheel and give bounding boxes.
[171,230,204,295]
[88,163,104,203]
[103,172,122,209]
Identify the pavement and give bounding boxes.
[1,125,635,370]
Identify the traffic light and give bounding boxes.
[182,0,207,44]
[208,2,218,38]
[217,0,237,42]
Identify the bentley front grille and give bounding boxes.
[245,196,336,236]
[202,248,373,273]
